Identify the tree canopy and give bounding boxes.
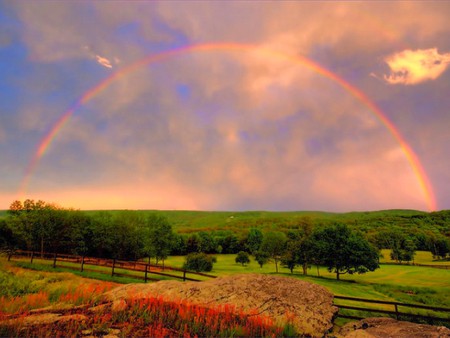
[312,223,379,280]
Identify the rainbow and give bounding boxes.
[18,42,438,211]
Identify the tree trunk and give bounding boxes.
[302,263,308,275]
[275,259,278,273]
[316,265,320,276]
[336,271,340,280]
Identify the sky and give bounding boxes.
[0,1,449,212]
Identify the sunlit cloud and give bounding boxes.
[96,55,113,68]
[383,48,450,85]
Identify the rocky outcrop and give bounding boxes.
[340,317,450,338]
[103,273,338,337]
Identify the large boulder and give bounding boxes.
[103,273,338,337]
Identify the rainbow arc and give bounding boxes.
[18,43,437,211]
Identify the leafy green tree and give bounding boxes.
[185,234,200,253]
[7,199,72,256]
[235,251,250,266]
[254,250,269,268]
[280,247,297,273]
[171,233,187,255]
[429,236,450,260]
[312,223,379,280]
[146,214,175,266]
[216,233,240,254]
[260,231,287,273]
[246,228,263,254]
[388,233,416,263]
[89,211,115,258]
[110,211,144,261]
[198,231,217,253]
[0,219,23,256]
[183,252,215,272]
[283,227,315,275]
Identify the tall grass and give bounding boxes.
[1,296,297,337]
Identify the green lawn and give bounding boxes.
[380,249,450,265]
[5,251,450,309]
[166,254,450,308]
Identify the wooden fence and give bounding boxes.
[8,250,217,283]
[381,262,450,270]
[334,295,450,326]
[7,250,449,326]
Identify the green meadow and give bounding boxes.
[5,251,447,308]
[163,253,450,307]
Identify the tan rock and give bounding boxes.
[103,273,338,337]
[340,317,450,338]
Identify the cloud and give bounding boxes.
[5,2,450,211]
[95,55,113,68]
[383,48,450,85]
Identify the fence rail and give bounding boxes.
[381,262,450,270]
[333,295,450,326]
[8,250,217,283]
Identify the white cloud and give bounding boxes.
[383,48,450,85]
[96,54,113,68]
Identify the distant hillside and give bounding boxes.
[81,209,448,236]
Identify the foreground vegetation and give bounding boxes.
[0,259,296,337]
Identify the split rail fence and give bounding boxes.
[8,250,216,283]
[334,295,450,327]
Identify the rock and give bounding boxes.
[340,317,450,338]
[103,273,338,337]
[4,313,88,327]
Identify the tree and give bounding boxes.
[7,199,71,256]
[0,219,23,257]
[246,228,263,254]
[235,251,250,266]
[259,231,287,273]
[183,252,215,272]
[145,214,175,266]
[198,231,217,253]
[312,223,379,280]
[254,250,269,268]
[388,232,416,263]
[280,248,297,273]
[283,228,315,275]
[110,211,144,261]
[429,236,450,260]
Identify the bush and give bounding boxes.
[235,251,250,266]
[183,252,215,272]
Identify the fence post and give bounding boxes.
[144,264,148,283]
[31,251,34,263]
[81,255,85,272]
[53,253,57,268]
[394,304,399,320]
[183,269,186,282]
[112,259,116,277]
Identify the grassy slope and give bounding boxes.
[82,209,430,233]
[164,253,450,308]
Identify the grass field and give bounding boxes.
[2,252,450,329]
[379,249,450,265]
[5,251,449,308]
[162,254,450,307]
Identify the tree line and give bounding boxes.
[1,200,449,275]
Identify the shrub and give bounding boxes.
[183,252,215,272]
[235,251,250,266]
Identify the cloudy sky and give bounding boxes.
[1,1,449,212]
